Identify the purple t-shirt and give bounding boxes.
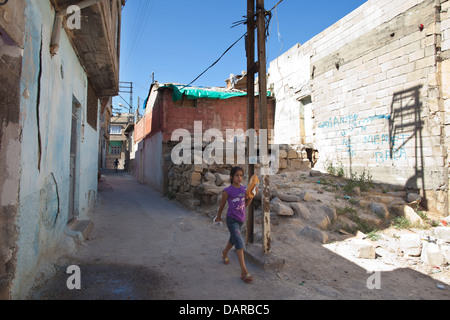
[224,185,246,223]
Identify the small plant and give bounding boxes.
[343,169,374,194]
[326,159,345,178]
[326,159,336,176]
[416,210,428,220]
[336,205,357,215]
[168,191,176,200]
[393,216,411,229]
[349,213,378,234]
[428,219,440,227]
[366,231,381,241]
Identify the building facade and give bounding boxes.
[133,82,275,194]
[107,113,135,170]
[0,0,122,299]
[268,0,450,215]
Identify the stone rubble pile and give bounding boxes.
[166,144,450,269]
[166,144,314,210]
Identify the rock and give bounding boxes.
[204,172,216,182]
[299,226,329,244]
[320,205,337,222]
[279,149,287,159]
[421,242,446,267]
[289,202,311,220]
[309,170,322,177]
[277,192,301,202]
[369,202,389,219]
[390,204,424,226]
[193,164,203,173]
[348,239,376,259]
[190,172,202,182]
[279,159,288,169]
[287,149,298,159]
[310,211,331,230]
[270,198,294,216]
[214,173,230,186]
[433,227,450,241]
[407,192,421,203]
[288,159,311,171]
[299,191,315,202]
[399,234,422,257]
[200,181,224,195]
[442,246,450,264]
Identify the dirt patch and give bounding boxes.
[29,262,173,300]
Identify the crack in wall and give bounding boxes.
[36,28,42,172]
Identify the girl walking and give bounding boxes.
[214,166,256,283]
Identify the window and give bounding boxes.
[110,125,122,135]
[110,146,121,155]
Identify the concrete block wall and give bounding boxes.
[268,0,450,214]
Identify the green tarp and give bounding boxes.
[162,84,271,102]
[164,84,247,102]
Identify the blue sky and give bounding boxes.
[114,0,367,114]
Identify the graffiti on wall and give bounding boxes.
[319,113,408,163]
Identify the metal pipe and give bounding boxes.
[50,0,102,56]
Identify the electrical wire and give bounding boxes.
[122,0,155,71]
[183,32,248,88]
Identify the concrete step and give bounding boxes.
[68,219,94,240]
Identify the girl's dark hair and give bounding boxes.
[230,166,244,183]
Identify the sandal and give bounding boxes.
[222,256,231,265]
[241,273,253,283]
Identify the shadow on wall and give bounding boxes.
[388,85,426,208]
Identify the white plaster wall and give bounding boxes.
[143,132,163,193]
[11,0,98,298]
[268,43,311,144]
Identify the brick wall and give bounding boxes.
[136,87,275,143]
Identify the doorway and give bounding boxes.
[69,96,81,222]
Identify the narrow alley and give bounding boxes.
[29,170,307,300]
[29,171,450,301]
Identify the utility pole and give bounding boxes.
[246,0,271,254]
[256,0,271,254]
[246,0,256,245]
[119,81,133,114]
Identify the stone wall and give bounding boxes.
[166,143,313,210]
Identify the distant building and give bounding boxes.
[108,113,135,170]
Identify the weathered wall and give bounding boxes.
[268,0,449,214]
[8,0,100,299]
[0,0,26,300]
[441,0,450,217]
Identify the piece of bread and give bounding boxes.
[246,174,259,200]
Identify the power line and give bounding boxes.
[184,32,247,88]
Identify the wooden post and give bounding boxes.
[246,0,256,245]
[256,0,271,254]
